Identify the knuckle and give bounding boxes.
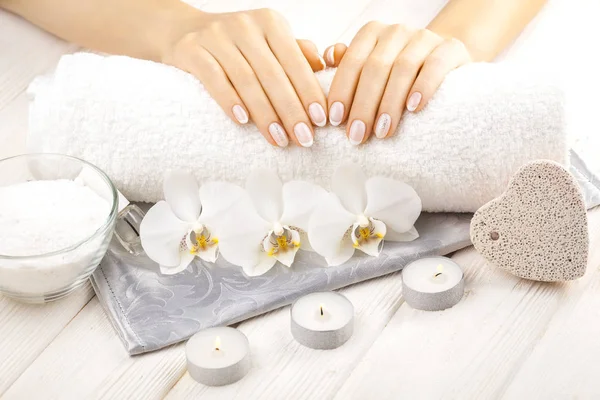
[231,12,255,29]
[257,8,283,22]
[365,55,391,71]
[343,53,366,69]
[394,54,421,70]
[425,54,446,69]
[358,20,383,36]
[389,23,408,34]
[415,28,436,41]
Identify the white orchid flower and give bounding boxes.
[308,164,422,266]
[216,170,327,277]
[140,171,244,275]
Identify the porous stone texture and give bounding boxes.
[470,160,588,282]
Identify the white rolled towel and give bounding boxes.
[28,53,566,212]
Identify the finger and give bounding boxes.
[346,25,412,145]
[327,21,386,127]
[266,26,328,130]
[297,39,326,72]
[374,29,443,139]
[323,43,348,67]
[178,45,250,126]
[206,43,288,147]
[236,39,314,147]
[407,38,471,113]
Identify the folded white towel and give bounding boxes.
[28,53,566,212]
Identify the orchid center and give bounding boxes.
[185,226,218,255]
[357,214,370,228]
[262,226,301,267]
[351,217,386,255]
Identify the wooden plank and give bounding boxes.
[333,209,600,399]
[165,270,406,400]
[0,283,94,396]
[2,297,186,400]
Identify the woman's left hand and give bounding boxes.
[323,22,471,145]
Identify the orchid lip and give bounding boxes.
[262,226,301,267]
[185,226,218,255]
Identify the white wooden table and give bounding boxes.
[1,0,600,398]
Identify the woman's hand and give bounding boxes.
[163,9,327,148]
[323,23,471,145]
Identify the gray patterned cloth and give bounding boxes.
[91,151,600,355]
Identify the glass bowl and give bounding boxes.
[0,154,118,303]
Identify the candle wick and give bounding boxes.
[434,272,442,278]
[320,306,324,316]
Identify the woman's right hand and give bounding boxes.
[162,8,327,148]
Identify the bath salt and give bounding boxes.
[0,179,111,257]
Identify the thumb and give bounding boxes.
[296,39,326,72]
[323,43,347,67]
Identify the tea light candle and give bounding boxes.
[290,292,354,349]
[402,256,465,311]
[186,327,251,386]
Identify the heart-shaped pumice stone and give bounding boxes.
[470,160,588,282]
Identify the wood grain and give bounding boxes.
[334,209,600,400]
[1,0,600,399]
[0,283,94,396]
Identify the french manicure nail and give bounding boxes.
[349,120,366,146]
[326,46,335,65]
[375,113,391,138]
[269,122,289,147]
[309,103,327,127]
[318,54,326,70]
[406,92,422,112]
[294,122,314,147]
[232,105,248,124]
[329,102,344,126]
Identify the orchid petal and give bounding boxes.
[216,193,271,268]
[159,252,195,275]
[325,238,355,267]
[262,228,301,267]
[198,182,246,227]
[163,170,201,222]
[140,201,191,267]
[385,226,420,242]
[308,193,356,260]
[243,252,277,277]
[332,163,368,214]
[280,181,328,231]
[363,177,422,233]
[245,169,283,223]
[196,243,219,263]
[298,231,314,251]
[351,218,386,257]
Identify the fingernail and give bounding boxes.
[308,103,327,127]
[294,122,314,147]
[232,105,248,124]
[317,54,326,70]
[325,46,335,65]
[375,113,391,138]
[349,120,366,146]
[406,92,422,112]
[329,102,344,126]
[269,122,289,147]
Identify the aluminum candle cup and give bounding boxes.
[402,256,465,311]
[290,292,354,350]
[186,327,251,386]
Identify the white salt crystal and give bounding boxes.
[0,179,110,256]
[0,179,113,300]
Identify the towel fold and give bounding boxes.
[28,53,567,212]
